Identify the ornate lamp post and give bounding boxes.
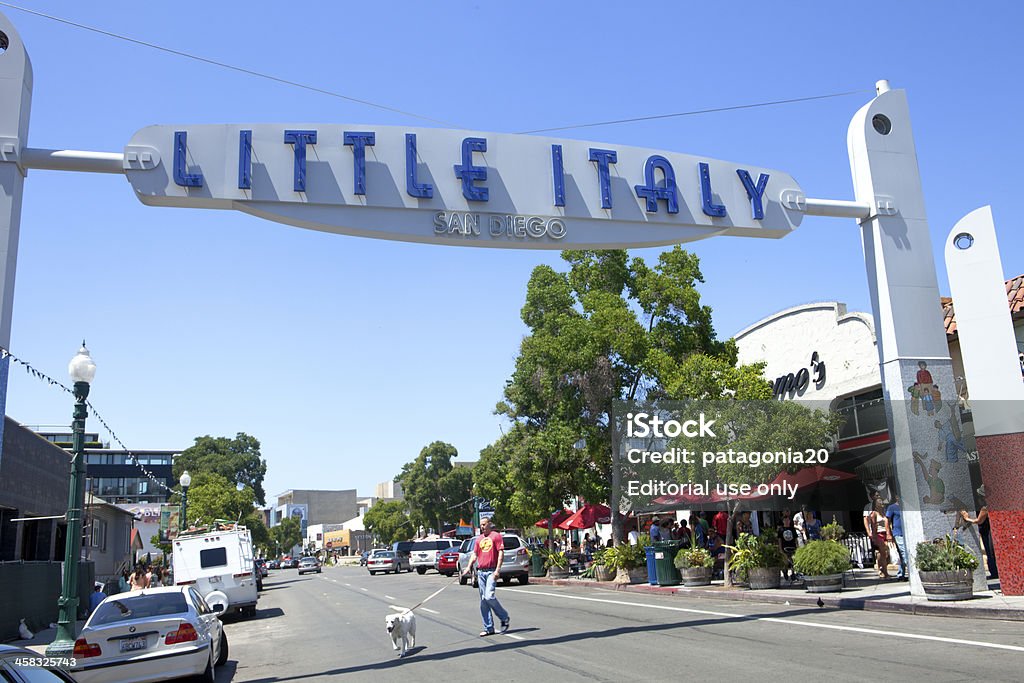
[47,343,96,657]
[179,470,192,535]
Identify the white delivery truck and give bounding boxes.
[172,523,259,617]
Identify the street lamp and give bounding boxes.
[179,471,192,535]
[47,343,96,657]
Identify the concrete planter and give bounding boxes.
[803,573,843,593]
[594,565,615,582]
[615,567,648,584]
[747,567,782,590]
[920,569,973,601]
[681,566,713,586]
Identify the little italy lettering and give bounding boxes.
[123,124,805,250]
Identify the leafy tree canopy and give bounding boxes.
[397,441,474,533]
[363,499,413,547]
[269,516,302,556]
[174,433,268,506]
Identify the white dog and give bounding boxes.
[385,610,416,657]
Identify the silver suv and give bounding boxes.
[458,533,531,586]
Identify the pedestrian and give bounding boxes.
[118,569,131,594]
[649,517,662,542]
[626,524,639,546]
[793,508,807,547]
[129,563,150,591]
[89,583,106,615]
[734,511,753,538]
[712,510,729,538]
[886,494,907,580]
[778,510,799,581]
[690,513,706,548]
[804,510,822,541]
[461,517,510,637]
[868,499,892,579]
[961,485,998,580]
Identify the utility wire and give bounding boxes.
[2,3,871,135]
[0,2,459,127]
[517,90,872,134]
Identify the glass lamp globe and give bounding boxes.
[68,343,97,384]
[180,470,192,488]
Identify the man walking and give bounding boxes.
[886,494,907,580]
[462,517,510,637]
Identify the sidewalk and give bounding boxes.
[531,569,1024,621]
[11,620,86,654]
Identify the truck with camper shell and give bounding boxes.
[172,522,260,617]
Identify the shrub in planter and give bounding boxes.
[792,540,850,576]
[727,531,785,582]
[604,543,646,583]
[674,546,714,586]
[820,520,846,542]
[793,540,849,592]
[915,535,978,601]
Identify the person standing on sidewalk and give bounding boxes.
[886,494,907,580]
[462,517,510,637]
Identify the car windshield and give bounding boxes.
[300,558,316,564]
[375,551,395,558]
[90,592,188,625]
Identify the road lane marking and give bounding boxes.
[504,633,524,640]
[505,589,1024,653]
[344,583,351,586]
[384,595,396,600]
[389,605,410,612]
[421,607,439,614]
[360,587,368,592]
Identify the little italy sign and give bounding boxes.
[123,124,804,249]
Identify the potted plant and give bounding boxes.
[544,549,570,579]
[591,548,615,582]
[915,535,979,601]
[727,530,785,589]
[674,546,714,586]
[792,539,850,592]
[820,520,845,542]
[605,543,647,584]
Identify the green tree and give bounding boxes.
[181,472,256,525]
[363,499,412,546]
[496,247,737,540]
[397,441,474,533]
[174,433,268,506]
[269,516,302,556]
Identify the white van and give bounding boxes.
[172,524,259,617]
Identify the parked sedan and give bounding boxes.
[436,547,461,576]
[71,586,228,683]
[0,644,76,682]
[267,559,280,570]
[367,550,411,574]
[298,556,322,575]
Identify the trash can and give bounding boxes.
[653,541,682,587]
[645,546,657,585]
[530,551,546,577]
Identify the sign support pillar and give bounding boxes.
[0,15,32,466]
[848,83,986,594]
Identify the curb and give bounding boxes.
[527,577,1024,622]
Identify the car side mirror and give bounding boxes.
[210,603,227,616]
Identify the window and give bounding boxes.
[835,388,887,440]
[91,518,107,552]
[200,547,228,569]
[90,593,188,625]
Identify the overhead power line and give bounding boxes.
[2,2,872,136]
[0,2,458,127]
[516,91,873,134]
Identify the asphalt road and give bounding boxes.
[214,564,1024,682]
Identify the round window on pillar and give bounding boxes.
[872,114,892,135]
[0,31,9,54]
[953,233,975,250]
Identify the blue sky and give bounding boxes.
[3,2,1023,503]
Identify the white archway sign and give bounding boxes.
[1,10,1016,596]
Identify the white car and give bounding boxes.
[71,586,228,683]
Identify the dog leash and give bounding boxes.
[402,577,459,614]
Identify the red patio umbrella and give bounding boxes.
[769,465,856,489]
[535,508,574,528]
[557,503,612,530]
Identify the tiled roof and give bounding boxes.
[943,275,1024,340]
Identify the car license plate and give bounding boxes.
[120,636,148,652]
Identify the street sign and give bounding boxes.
[124,124,803,250]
